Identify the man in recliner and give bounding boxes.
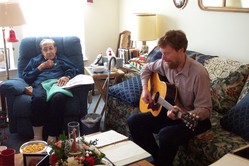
[23,39,79,142]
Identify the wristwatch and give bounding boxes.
[66,76,71,79]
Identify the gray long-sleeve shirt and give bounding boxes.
[141,56,212,120]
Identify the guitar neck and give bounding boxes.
[157,96,198,131]
[157,96,182,119]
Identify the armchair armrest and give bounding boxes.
[0,78,29,133]
[0,78,28,96]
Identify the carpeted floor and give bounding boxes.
[1,93,105,152]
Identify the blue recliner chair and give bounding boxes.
[0,36,91,138]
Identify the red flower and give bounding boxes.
[85,156,96,166]
[54,140,62,148]
[50,153,59,166]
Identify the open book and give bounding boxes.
[210,153,249,166]
[84,130,128,148]
[62,74,94,89]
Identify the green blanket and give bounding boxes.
[41,79,73,101]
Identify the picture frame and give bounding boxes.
[118,48,140,64]
[23,153,48,166]
[0,48,10,69]
[118,48,129,64]
[129,48,140,59]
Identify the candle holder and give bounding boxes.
[67,121,81,155]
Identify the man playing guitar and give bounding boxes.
[128,30,212,166]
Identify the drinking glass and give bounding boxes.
[0,148,15,166]
[68,121,80,154]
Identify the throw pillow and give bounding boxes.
[146,46,162,63]
[194,54,218,65]
[220,92,249,141]
[108,76,142,107]
[186,50,217,65]
[204,57,249,114]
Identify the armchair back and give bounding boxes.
[18,36,84,78]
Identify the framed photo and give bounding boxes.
[129,48,140,59]
[0,48,10,69]
[23,153,48,166]
[118,48,129,64]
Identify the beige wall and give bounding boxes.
[118,0,249,63]
[83,0,119,66]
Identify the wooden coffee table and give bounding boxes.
[85,130,152,165]
[100,140,151,165]
[14,153,23,166]
[129,160,154,166]
[15,130,151,166]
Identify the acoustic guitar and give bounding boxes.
[139,72,199,131]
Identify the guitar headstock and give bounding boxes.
[181,112,199,131]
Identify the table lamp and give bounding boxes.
[133,13,157,54]
[0,2,26,80]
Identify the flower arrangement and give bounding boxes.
[48,133,106,166]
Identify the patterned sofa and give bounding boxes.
[105,49,249,165]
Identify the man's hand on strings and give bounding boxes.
[167,105,181,120]
[141,86,152,104]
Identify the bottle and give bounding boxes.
[106,47,115,57]
[106,48,116,69]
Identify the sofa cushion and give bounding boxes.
[106,96,141,137]
[0,78,28,96]
[174,111,249,166]
[108,76,142,107]
[220,92,249,141]
[204,58,249,114]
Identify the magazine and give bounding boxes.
[62,74,94,89]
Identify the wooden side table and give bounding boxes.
[84,67,125,115]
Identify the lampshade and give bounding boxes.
[134,13,157,41]
[0,2,26,27]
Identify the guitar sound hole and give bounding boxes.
[154,92,160,103]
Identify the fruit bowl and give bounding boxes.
[20,140,48,154]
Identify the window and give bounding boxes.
[20,0,85,37]
[0,0,86,71]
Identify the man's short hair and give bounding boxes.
[158,30,188,52]
[40,39,56,48]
